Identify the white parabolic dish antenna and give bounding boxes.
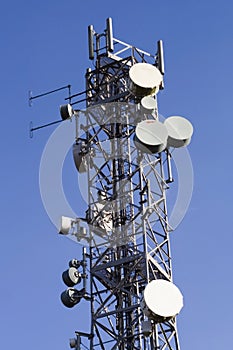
[141,96,157,112]
[143,279,183,319]
[129,63,162,97]
[164,116,193,148]
[135,119,168,153]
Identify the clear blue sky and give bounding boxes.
[1,1,232,349]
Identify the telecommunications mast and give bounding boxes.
[56,18,193,349]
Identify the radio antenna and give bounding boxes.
[29,84,72,137]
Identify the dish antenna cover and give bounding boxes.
[134,119,168,154]
[164,116,193,148]
[142,279,183,321]
[129,63,162,97]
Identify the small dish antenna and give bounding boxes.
[62,267,81,287]
[140,96,157,113]
[134,119,168,154]
[60,104,74,120]
[141,279,183,322]
[60,288,81,308]
[129,63,162,97]
[164,116,193,148]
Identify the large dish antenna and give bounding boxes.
[141,279,183,322]
[134,119,168,153]
[164,116,193,148]
[129,63,162,97]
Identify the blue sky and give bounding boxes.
[1,1,233,349]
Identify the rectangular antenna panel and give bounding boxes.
[157,40,165,75]
[106,18,114,52]
[88,25,95,60]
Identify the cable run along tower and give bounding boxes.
[57,18,193,350]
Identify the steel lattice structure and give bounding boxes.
[61,19,183,350]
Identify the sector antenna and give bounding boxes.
[33,18,194,349]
